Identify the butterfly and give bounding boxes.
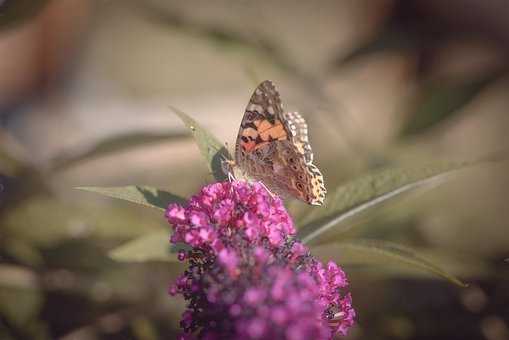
[224,80,326,205]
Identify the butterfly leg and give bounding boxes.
[228,171,236,182]
[221,156,234,177]
[219,155,239,184]
[258,181,277,200]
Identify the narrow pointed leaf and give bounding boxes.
[298,160,477,244]
[76,186,185,210]
[170,106,231,181]
[109,230,177,262]
[312,239,467,287]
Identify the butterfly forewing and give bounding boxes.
[235,80,284,167]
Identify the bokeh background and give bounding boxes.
[1,0,509,339]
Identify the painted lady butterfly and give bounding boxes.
[225,80,326,205]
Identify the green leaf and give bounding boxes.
[0,0,49,31]
[109,230,177,262]
[76,186,185,210]
[298,160,477,244]
[51,131,189,171]
[170,106,231,181]
[400,72,502,136]
[311,239,467,287]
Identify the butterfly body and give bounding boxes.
[227,80,326,205]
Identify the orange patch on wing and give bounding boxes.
[261,124,286,141]
[241,120,287,152]
[254,119,273,132]
[254,119,287,141]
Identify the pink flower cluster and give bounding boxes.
[166,181,355,340]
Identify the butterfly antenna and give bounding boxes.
[224,141,231,155]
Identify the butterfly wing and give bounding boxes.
[274,140,326,205]
[242,140,326,205]
[280,111,326,204]
[235,80,286,170]
[283,111,313,163]
[234,80,326,205]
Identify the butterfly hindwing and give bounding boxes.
[283,111,313,163]
[275,140,326,205]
